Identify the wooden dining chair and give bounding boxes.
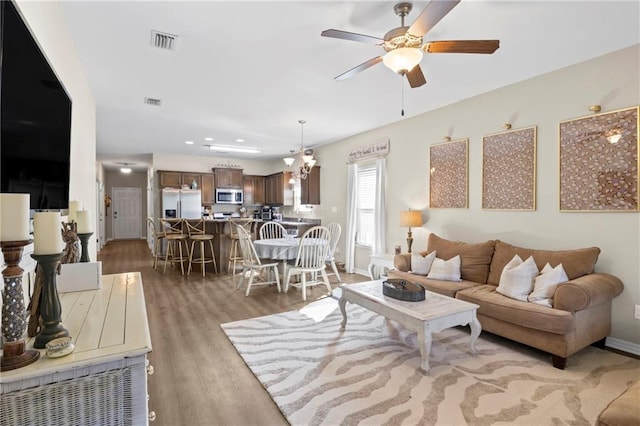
[259,221,287,240]
[236,224,281,296]
[146,217,165,270]
[160,218,189,275]
[227,218,254,275]
[185,219,217,277]
[325,222,342,283]
[284,225,332,301]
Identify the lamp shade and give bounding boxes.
[383,47,423,74]
[400,210,422,228]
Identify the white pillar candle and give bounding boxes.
[76,210,92,233]
[33,212,64,255]
[0,194,31,241]
[68,200,81,223]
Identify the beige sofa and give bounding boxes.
[389,234,624,369]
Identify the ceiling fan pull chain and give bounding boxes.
[401,76,405,117]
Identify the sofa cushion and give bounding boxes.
[528,263,568,307]
[456,285,574,334]
[411,251,436,275]
[496,255,538,301]
[427,255,462,281]
[387,269,477,298]
[487,240,600,285]
[426,234,496,284]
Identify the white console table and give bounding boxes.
[0,272,153,426]
[368,253,396,280]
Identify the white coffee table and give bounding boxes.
[339,280,481,373]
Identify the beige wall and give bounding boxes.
[313,45,640,347]
[104,171,148,241]
[16,0,97,258]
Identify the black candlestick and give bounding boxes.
[77,232,93,263]
[1,241,40,371]
[31,252,69,349]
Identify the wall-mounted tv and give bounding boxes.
[1,0,72,210]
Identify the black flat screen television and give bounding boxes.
[0,0,72,210]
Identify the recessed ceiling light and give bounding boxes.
[185,140,194,145]
[204,137,214,142]
[207,145,260,154]
[235,138,245,143]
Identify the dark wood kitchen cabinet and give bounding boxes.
[300,166,320,205]
[158,171,201,189]
[243,175,266,206]
[201,173,215,205]
[265,172,293,206]
[213,168,243,189]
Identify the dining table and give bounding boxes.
[253,237,305,260]
[252,237,328,277]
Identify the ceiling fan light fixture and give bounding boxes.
[383,47,422,74]
[284,156,295,166]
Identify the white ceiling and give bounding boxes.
[59,1,639,172]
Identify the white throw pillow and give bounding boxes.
[427,255,462,281]
[528,263,568,307]
[411,251,436,275]
[496,255,539,301]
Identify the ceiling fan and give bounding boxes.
[321,0,500,88]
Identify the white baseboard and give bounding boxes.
[353,268,370,277]
[606,337,640,356]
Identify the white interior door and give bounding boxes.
[112,187,142,240]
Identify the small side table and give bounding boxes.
[368,253,396,280]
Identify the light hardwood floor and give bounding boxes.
[98,239,368,425]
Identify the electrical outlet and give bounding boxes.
[635,304,640,320]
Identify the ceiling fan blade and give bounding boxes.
[335,56,383,81]
[408,0,460,37]
[406,65,427,88]
[321,29,383,45]
[425,40,500,54]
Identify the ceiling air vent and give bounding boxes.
[150,30,177,51]
[144,97,162,107]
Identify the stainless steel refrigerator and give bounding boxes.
[162,188,202,219]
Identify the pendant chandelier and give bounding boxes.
[283,120,316,183]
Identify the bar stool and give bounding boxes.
[160,218,189,275]
[146,217,165,270]
[185,219,217,277]
[227,218,253,275]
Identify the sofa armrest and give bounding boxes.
[554,273,624,312]
[393,254,412,272]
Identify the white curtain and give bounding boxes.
[345,163,358,273]
[373,157,387,255]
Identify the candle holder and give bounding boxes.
[1,240,40,371]
[77,232,93,263]
[31,252,70,349]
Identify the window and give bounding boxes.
[355,166,376,246]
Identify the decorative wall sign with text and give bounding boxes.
[559,107,638,212]
[482,126,537,210]
[347,139,390,163]
[429,139,468,208]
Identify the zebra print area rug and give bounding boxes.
[221,298,640,425]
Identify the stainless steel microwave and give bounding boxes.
[216,188,243,204]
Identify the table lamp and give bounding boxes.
[399,209,422,253]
